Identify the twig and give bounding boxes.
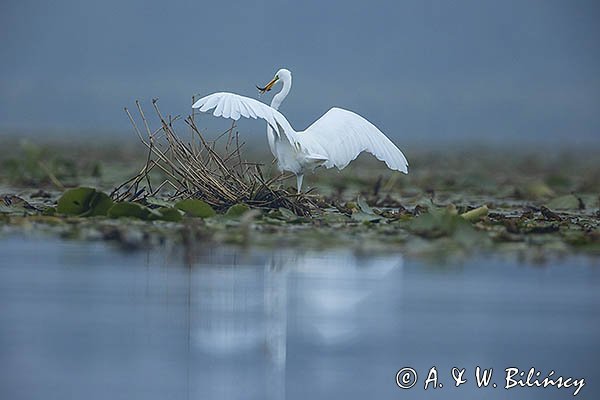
[116,99,314,215]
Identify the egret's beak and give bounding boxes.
[257,76,279,94]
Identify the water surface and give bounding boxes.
[0,237,598,399]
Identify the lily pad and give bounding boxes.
[107,202,151,219]
[81,191,114,217]
[175,199,216,218]
[409,206,475,239]
[155,207,183,222]
[56,187,113,217]
[225,204,250,218]
[42,206,56,216]
[56,187,96,215]
[546,194,582,210]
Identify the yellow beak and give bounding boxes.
[256,76,279,94]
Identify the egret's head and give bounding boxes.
[257,68,291,94]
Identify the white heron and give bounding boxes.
[192,68,408,192]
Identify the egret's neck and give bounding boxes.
[270,76,291,110]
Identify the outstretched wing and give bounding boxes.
[299,107,408,173]
[192,92,297,144]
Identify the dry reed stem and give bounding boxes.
[113,100,317,215]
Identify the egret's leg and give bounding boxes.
[296,174,304,194]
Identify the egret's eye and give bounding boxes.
[276,75,279,79]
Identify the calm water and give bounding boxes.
[0,237,598,399]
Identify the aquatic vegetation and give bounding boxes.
[1,181,598,260]
[56,187,112,216]
[174,199,216,218]
[1,129,598,259]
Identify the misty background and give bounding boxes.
[1,0,599,145]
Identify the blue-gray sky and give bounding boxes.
[1,0,599,144]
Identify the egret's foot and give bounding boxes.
[296,174,304,194]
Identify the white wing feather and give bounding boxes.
[299,107,408,173]
[193,93,408,174]
[192,92,298,144]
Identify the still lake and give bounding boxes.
[0,237,598,399]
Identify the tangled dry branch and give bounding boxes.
[111,99,316,215]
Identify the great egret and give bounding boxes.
[192,68,408,192]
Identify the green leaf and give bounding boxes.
[155,207,183,222]
[546,194,582,210]
[42,206,56,216]
[107,202,151,219]
[56,187,96,215]
[175,199,216,218]
[225,203,250,218]
[81,191,113,217]
[408,207,476,239]
[56,187,113,217]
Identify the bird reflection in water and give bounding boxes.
[184,247,402,399]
